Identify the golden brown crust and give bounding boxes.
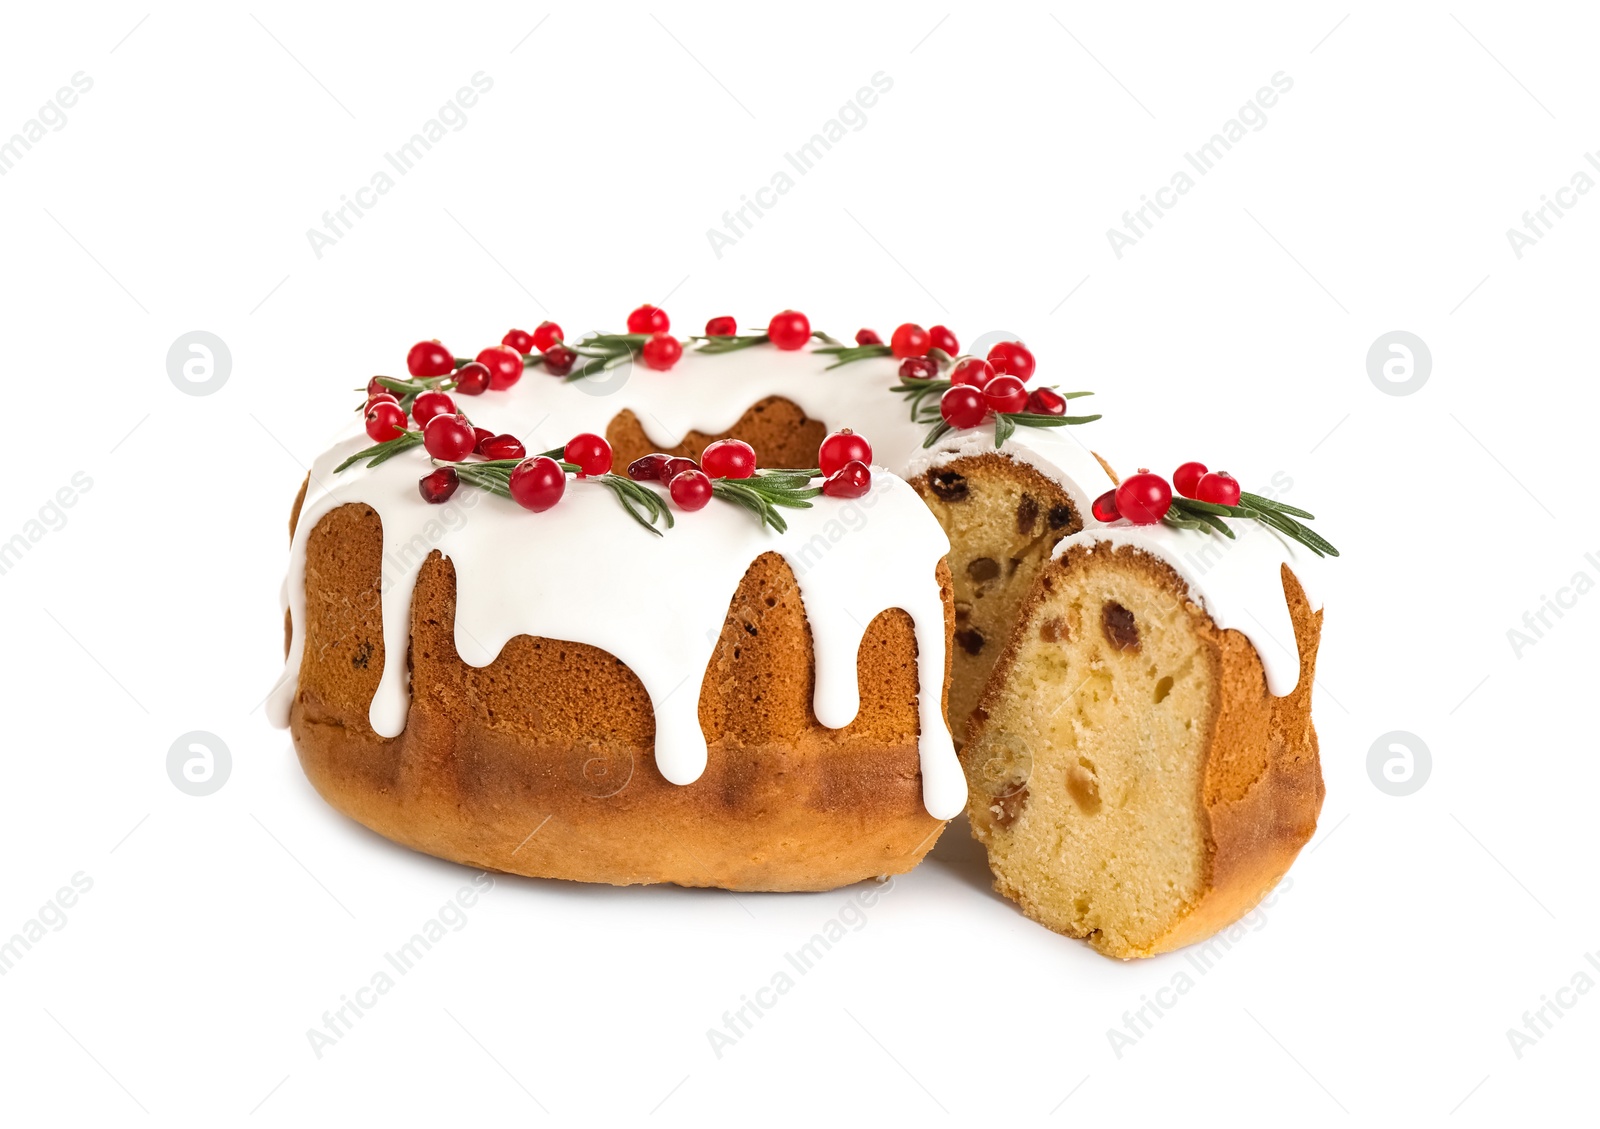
[287,501,951,892]
[605,396,826,469]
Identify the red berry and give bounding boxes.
[509,456,566,512]
[898,356,938,381]
[660,456,698,482]
[453,361,492,396]
[940,385,987,429]
[856,328,883,346]
[669,468,713,511]
[704,315,737,337]
[627,304,670,334]
[1195,471,1241,507]
[481,434,527,461]
[1025,387,1067,416]
[502,328,535,354]
[928,324,959,356]
[819,428,872,476]
[542,345,577,376]
[984,375,1028,415]
[822,460,871,499]
[1116,471,1173,525]
[423,413,476,461]
[987,341,1036,381]
[641,333,682,371]
[472,426,494,454]
[1173,461,1208,498]
[476,345,523,390]
[407,340,453,378]
[532,321,564,352]
[949,357,995,389]
[701,438,757,479]
[364,401,407,442]
[366,377,389,397]
[419,467,459,504]
[1091,489,1120,523]
[564,432,613,477]
[767,310,811,350]
[411,389,456,426]
[627,453,674,482]
[890,323,930,359]
[365,391,399,410]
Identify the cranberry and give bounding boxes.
[669,468,713,511]
[898,356,938,381]
[855,328,883,346]
[406,340,453,378]
[704,315,737,337]
[419,467,459,504]
[509,456,566,512]
[949,357,995,388]
[502,328,535,354]
[1116,471,1173,525]
[533,320,564,352]
[481,434,527,461]
[701,438,756,479]
[928,324,960,356]
[564,432,614,477]
[1025,387,1067,416]
[542,345,577,376]
[767,310,811,350]
[627,304,670,334]
[627,452,674,482]
[822,460,871,499]
[660,456,698,482]
[472,426,494,454]
[1173,461,1208,498]
[641,333,682,371]
[411,389,456,426]
[1195,471,1241,507]
[366,391,399,410]
[890,323,930,359]
[476,345,523,390]
[1091,490,1120,522]
[983,375,1028,415]
[940,385,987,429]
[366,376,390,397]
[423,413,476,461]
[364,401,407,442]
[818,429,871,476]
[987,341,1036,381]
[453,361,492,396]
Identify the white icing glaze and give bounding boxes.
[1051,520,1323,696]
[906,417,1118,526]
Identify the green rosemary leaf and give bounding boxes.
[1161,511,1213,533]
[1170,496,1235,517]
[335,431,422,473]
[993,412,1016,447]
[1239,491,1315,520]
[921,420,954,449]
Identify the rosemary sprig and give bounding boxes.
[1164,494,1339,558]
[816,344,953,371]
[453,459,675,536]
[334,430,424,472]
[709,469,822,533]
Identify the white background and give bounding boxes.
[0,1,1593,1123]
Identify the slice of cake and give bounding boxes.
[961,522,1324,959]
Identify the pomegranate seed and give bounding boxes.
[1195,471,1241,506]
[627,304,670,334]
[419,467,459,504]
[983,375,1028,415]
[1025,387,1067,416]
[364,401,407,442]
[890,323,930,359]
[564,433,613,477]
[481,434,526,461]
[818,428,871,477]
[822,460,871,499]
[472,426,494,454]
[940,385,987,429]
[855,328,883,346]
[660,456,697,482]
[423,413,476,461]
[987,341,1036,381]
[1115,471,1173,525]
[502,328,535,354]
[928,324,960,356]
[669,468,713,511]
[641,333,682,371]
[701,438,756,479]
[406,340,453,378]
[1173,462,1208,499]
[453,361,492,396]
[949,357,995,388]
[411,390,456,426]
[627,453,674,482]
[767,310,811,350]
[542,345,577,376]
[1091,490,1120,523]
[898,356,938,381]
[509,456,566,512]
[704,315,737,337]
[476,345,523,390]
[533,320,564,352]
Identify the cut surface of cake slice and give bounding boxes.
[962,523,1324,959]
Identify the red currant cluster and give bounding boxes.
[1091,462,1242,525]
